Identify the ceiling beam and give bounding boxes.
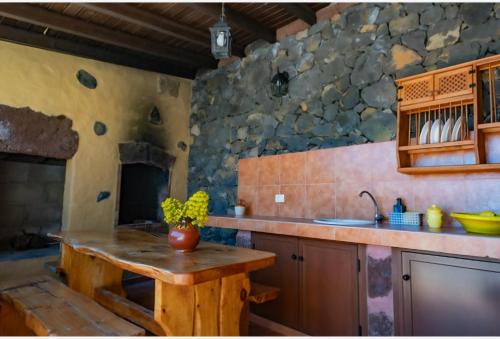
[184,3,275,42]
[78,3,245,57]
[279,4,317,26]
[0,24,196,78]
[0,4,215,68]
[79,3,209,49]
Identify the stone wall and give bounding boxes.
[189,2,500,214]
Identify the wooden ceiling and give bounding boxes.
[0,3,328,78]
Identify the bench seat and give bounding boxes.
[249,282,280,304]
[0,275,144,336]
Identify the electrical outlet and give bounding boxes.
[275,194,285,203]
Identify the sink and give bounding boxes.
[313,218,375,226]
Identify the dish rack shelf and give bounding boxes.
[396,54,500,174]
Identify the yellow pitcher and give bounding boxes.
[427,204,443,229]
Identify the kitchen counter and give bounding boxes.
[207,215,500,260]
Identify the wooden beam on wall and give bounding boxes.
[279,4,317,26]
[0,4,215,68]
[0,24,196,78]
[184,3,276,42]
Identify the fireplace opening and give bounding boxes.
[118,163,168,225]
[0,153,64,256]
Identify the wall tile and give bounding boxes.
[370,141,411,182]
[279,185,306,218]
[412,180,467,226]
[305,148,336,184]
[464,179,500,212]
[256,185,280,217]
[280,152,306,185]
[305,184,336,219]
[372,181,415,217]
[335,143,374,184]
[259,155,280,186]
[335,179,374,220]
[236,140,500,224]
[238,158,259,186]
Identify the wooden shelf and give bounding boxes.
[399,140,474,154]
[396,54,500,174]
[478,122,500,134]
[398,163,500,175]
[399,95,474,113]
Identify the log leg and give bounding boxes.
[219,273,251,336]
[154,273,250,336]
[0,300,35,336]
[60,244,125,298]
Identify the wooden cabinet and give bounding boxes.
[251,233,360,336]
[399,75,434,107]
[400,252,500,336]
[251,233,299,329]
[299,239,359,336]
[433,66,473,100]
[399,66,473,107]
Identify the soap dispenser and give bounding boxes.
[393,198,406,213]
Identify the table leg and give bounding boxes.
[60,244,125,298]
[154,272,250,336]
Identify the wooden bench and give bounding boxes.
[0,276,145,336]
[249,282,280,304]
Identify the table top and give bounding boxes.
[51,229,275,285]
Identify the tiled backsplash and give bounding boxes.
[237,138,500,226]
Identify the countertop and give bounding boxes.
[207,215,500,260]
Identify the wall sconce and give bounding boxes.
[271,70,289,97]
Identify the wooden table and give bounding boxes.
[51,229,275,336]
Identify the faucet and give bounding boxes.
[359,191,384,223]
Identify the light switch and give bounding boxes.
[275,194,285,203]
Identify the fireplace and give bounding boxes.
[118,163,168,224]
[0,104,78,258]
[0,154,65,252]
[117,142,175,229]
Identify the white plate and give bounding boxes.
[430,119,443,144]
[440,118,453,143]
[451,116,462,142]
[419,120,431,144]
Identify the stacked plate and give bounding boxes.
[419,117,463,144]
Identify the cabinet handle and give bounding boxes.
[402,274,410,281]
[291,254,297,260]
[298,256,304,262]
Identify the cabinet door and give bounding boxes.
[399,75,434,107]
[299,239,359,336]
[434,66,473,100]
[402,252,500,336]
[250,232,299,329]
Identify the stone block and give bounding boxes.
[0,161,29,183]
[0,105,78,159]
[28,163,65,183]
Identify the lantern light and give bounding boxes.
[271,70,289,97]
[209,3,232,60]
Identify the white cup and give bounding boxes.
[235,206,246,217]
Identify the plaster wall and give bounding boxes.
[0,41,192,231]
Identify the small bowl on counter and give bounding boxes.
[450,211,500,235]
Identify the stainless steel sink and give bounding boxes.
[313,218,375,226]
